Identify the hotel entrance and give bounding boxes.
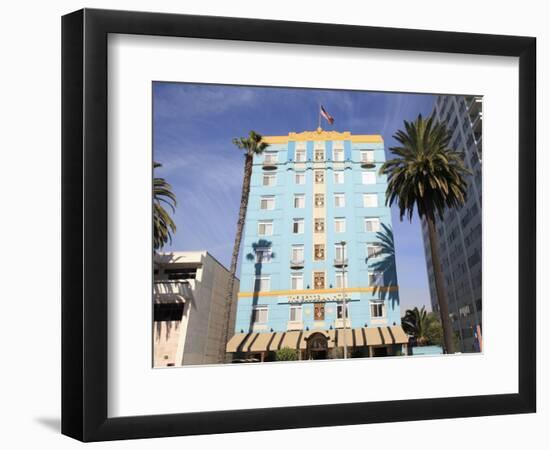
[306,333,329,360]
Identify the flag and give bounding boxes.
[320,105,334,125]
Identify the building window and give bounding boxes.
[314,303,325,320]
[255,247,272,264]
[335,271,348,288]
[365,217,381,232]
[291,245,304,262]
[295,148,306,162]
[451,117,458,131]
[333,148,344,162]
[293,218,304,234]
[315,193,325,207]
[367,243,383,258]
[314,148,325,161]
[362,171,376,184]
[334,218,346,233]
[334,193,345,208]
[315,170,324,184]
[363,193,378,208]
[164,267,197,280]
[334,171,344,184]
[253,305,268,323]
[368,271,384,286]
[295,172,306,184]
[254,276,271,292]
[360,150,375,163]
[291,273,304,290]
[154,302,185,322]
[459,304,471,317]
[313,272,325,289]
[289,305,303,322]
[314,218,325,233]
[314,244,325,261]
[337,304,349,319]
[260,196,275,210]
[258,220,273,236]
[263,152,278,165]
[370,302,385,318]
[335,243,347,261]
[262,174,276,186]
[294,194,305,208]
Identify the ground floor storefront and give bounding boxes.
[226,326,408,362]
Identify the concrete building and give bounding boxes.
[421,95,483,352]
[153,251,238,367]
[226,128,408,361]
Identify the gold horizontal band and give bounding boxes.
[237,286,398,299]
[262,130,383,144]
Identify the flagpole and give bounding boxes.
[318,102,321,130]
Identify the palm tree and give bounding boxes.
[381,114,470,354]
[402,306,433,346]
[153,162,177,251]
[220,131,269,361]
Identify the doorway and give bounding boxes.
[307,333,328,360]
[372,346,389,357]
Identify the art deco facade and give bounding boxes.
[226,129,408,361]
[421,95,483,352]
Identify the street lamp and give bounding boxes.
[336,240,348,359]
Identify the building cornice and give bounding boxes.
[262,128,383,144]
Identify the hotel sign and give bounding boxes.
[285,293,349,303]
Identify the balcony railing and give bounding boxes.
[467,96,482,114]
[290,259,305,269]
[333,258,348,268]
[334,318,351,329]
[360,158,376,169]
[470,112,482,133]
[287,321,304,331]
[262,157,278,170]
[153,281,192,303]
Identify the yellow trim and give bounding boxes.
[237,286,398,299]
[262,129,383,144]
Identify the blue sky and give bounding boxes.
[153,83,435,310]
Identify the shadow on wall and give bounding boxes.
[365,223,399,309]
[246,239,275,332]
[153,252,195,341]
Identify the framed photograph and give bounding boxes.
[62,8,536,442]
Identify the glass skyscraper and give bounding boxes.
[421,95,483,352]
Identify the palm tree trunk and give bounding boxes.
[219,154,254,362]
[426,215,455,354]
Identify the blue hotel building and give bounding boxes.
[226,128,408,361]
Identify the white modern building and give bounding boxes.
[153,251,239,367]
[421,95,482,352]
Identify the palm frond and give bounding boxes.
[232,130,268,156]
[380,114,471,222]
[153,161,177,250]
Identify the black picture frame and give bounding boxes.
[62,8,536,442]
